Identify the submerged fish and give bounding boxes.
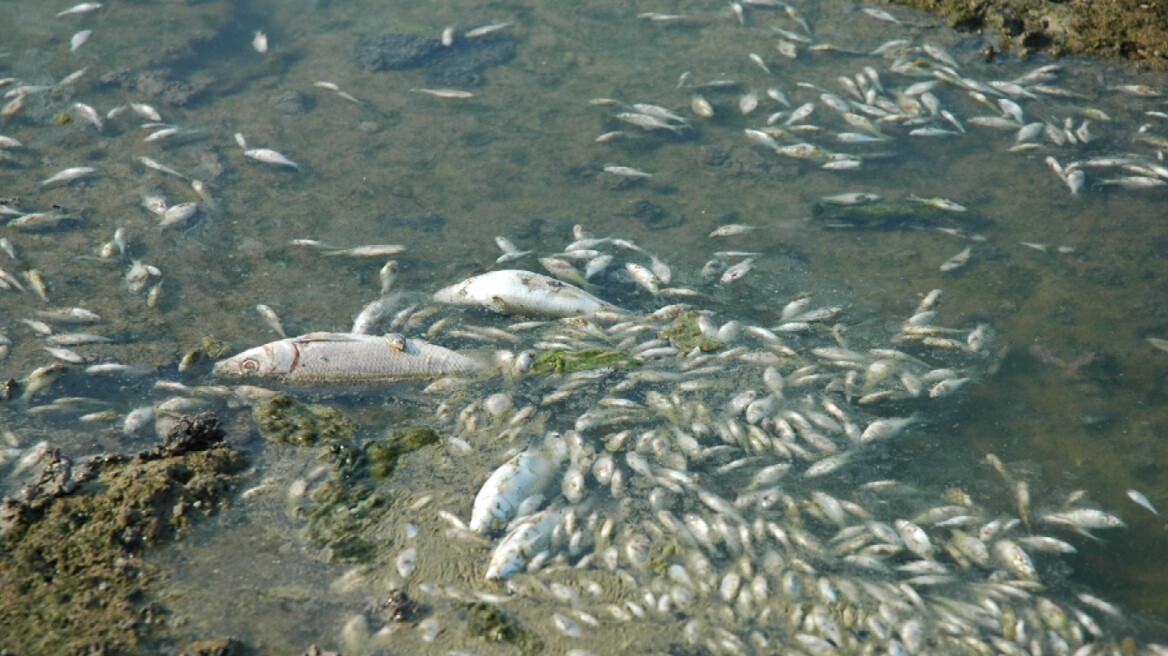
[213,332,482,384]
[433,269,624,317]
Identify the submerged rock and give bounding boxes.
[355,31,516,86]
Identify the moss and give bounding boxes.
[459,601,544,654]
[0,414,247,655]
[659,310,723,353]
[890,0,1168,69]
[51,112,73,125]
[296,424,440,562]
[529,348,639,374]
[252,394,358,446]
[200,336,232,359]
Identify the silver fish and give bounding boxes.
[244,148,300,170]
[433,269,623,317]
[213,332,482,383]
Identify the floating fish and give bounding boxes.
[433,269,623,317]
[213,332,482,384]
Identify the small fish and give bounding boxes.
[70,30,92,52]
[1127,489,1159,516]
[464,22,511,38]
[939,247,972,272]
[57,2,103,17]
[434,270,623,317]
[539,257,591,288]
[861,7,903,25]
[411,88,474,99]
[138,156,187,179]
[615,112,686,133]
[323,244,406,257]
[720,258,754,284]
[908,194,967,212]
[603,165,652,178]
[624,262,660,294]
[495,236,532,263]
[821,192,882,206]
[244,148,300,170]
[255,304,286,338]
[159,202,199,229]
[379,260,398,295]
[252,29,268,53]
[709,224,756,237]
[130,103,163,121]
[41,166,97,186]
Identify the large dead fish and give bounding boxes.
[433,269,623,317]
[213,332,482,384]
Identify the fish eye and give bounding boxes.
[240,357,259,372]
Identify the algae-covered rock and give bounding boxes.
[459,601,544,653]
[660,310,723,353]
[890,0,1168,69]
[529,348,639,375]
[300,426,441,562]
[253,394,358,446]
[0,413,247,655]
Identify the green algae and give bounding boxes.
[252,395,441,562]
[252,394,358,446]
[0,414,247,655]
[529,348,639,374]
[302,426,439,561]
[659,310,723,353]
[459,601,544,654]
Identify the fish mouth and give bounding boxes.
[210,359,236,377]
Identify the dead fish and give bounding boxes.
[323,245,406,257]
[411,88,474,99]
[252,29,268,53]
[709,224,756,238]
[939,247,972,272]
[244,148,299,170]
[57,2,103,17]
[495,236,532,263]
[539,256,591,288]
[214,332,482,384]
[41,166,97,186]
[603,165,652,178]
[720,258,755,284]
[255,304,286,337]
[434,269,623,317]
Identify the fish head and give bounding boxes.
[212,342,294,379]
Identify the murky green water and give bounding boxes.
[3,0,1168,652]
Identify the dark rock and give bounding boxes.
[355,31,516,87]
[269,90,312,114]
[423,35,516,87]
[630,199,666,224]
[355,33,443,71]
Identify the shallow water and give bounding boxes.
[3,0,1168,652]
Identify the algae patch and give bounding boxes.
[0,413,247,655]
[890,0,1168,69]
[459,601,544,654]
[659,310,724,353]
[529,348,638,374]
[253,393,358,446]
[254,394,440,562]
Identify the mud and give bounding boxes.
[0,414,247,655]
[889,0,1168,69]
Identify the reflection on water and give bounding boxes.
[2,0,1168,651]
